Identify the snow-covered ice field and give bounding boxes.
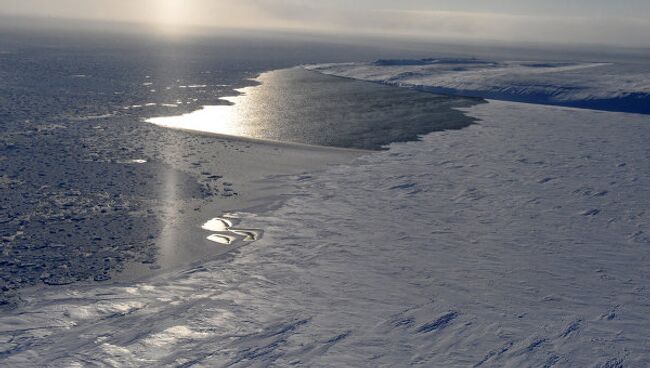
[2,100,649,367]
[307,59,650,114]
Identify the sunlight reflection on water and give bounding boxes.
[146,67,477,150]
[147,94,249,137]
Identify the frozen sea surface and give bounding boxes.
[2,101,649,367]
[307,59,650,114]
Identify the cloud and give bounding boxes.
[1,0,649,47]
[230,3,650,47]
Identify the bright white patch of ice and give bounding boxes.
[117,159,147,164]
[202,217,233,231]
[179,85,208,89]
[202,216,262,245]
[71,113,114,121]
[2,101,649,366]
[206,233,235,245]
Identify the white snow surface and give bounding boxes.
[2,101,650,367]
[306,59,650,102]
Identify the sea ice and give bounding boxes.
[2,100,648,366]
[307,59,650,114]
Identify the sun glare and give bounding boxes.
[154,0,188,31]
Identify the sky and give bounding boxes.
[1,0,649,47]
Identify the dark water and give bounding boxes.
[0,29,481,303]
[149,68,481,150]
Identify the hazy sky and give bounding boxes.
[1,0,649,47]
